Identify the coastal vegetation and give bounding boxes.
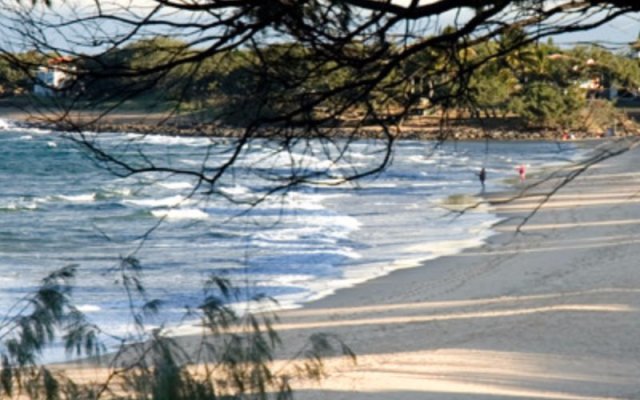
[0,264,355,399]
[3,35,640,133]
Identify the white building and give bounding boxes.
[33,58,75,96]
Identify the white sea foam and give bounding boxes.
[408,155,438,164]
[348,151,375,160]
[111,187,133,197]
[258,191,341,211]
[219,184,250,196]
[125,133,212,147]
[2,199,38,211]
[402,236,489,259]
[279,192,327,211]
[58,193,97,203]
[251,213,362,248]
[179,159,203,166]
[9,126,53,135]
[254,225,351,245]
[239,149,337,172]
[304,213,362,230]
[77,304,101,312]
[158,181,194,190]
[125,195,191,207]
[366,182,403,189]
[151,208,210,220]
[255,274,315,286]
[0,118,13,130]
[411,181,455,187]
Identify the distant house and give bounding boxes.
[578,76,601,91]
[631,41,640,59]
[33,56,76,96]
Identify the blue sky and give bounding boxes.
[553,14,639,48]
[0,2,636,54]
[389,0,639,48]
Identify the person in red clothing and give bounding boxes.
[518,164,526,183]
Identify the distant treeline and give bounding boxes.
[2,30,639,129]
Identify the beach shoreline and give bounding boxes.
[33,129,640,398]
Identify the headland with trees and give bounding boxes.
[3,31,640,139]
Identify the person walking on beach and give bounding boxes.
[518,164,526,183]
[478,167,486,191]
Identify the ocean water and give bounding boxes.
[0,121,584,355]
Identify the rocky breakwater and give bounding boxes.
[18,118,639,141]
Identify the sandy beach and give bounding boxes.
[253,137,640,399]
